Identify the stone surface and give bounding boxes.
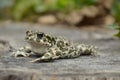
[0,22,120,80]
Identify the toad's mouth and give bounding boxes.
[26,40,51,47]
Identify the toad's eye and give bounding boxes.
[37,33,44,39]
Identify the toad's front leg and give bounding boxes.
[30,48,61,62]
[12,46,32,57]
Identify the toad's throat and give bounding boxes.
[28,42,50,55]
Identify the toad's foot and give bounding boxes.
[12,50,30,57]
[11,46,31,57]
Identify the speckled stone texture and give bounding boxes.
[0,22,120,80]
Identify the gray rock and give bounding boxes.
[0,22,120,80]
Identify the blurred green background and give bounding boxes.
[0,0,120,38]
[0,0,118,22]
